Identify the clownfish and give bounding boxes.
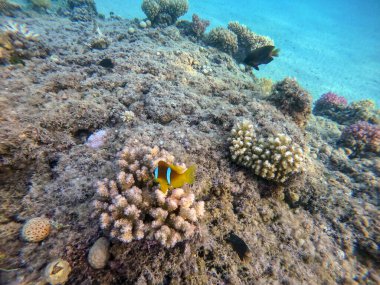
[153,161,196,194]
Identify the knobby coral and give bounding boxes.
[229,120,305,183]
[93,145,205,248]
[142,0,189,26]
[269,77,312,128]
[339,121,380,156]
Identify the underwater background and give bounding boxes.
[96,0,380,106]
[1,0,379,284]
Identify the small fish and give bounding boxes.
[244,45,280,71]
[153,161,196,194]
[225,231,252,262]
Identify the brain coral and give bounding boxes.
[207,27,238,55]
[269,77,312,128]
[339,121,380,156]
[229,120,304,183]
[141,0,188,26]
[21,217,51,242]
[93,145,204,248]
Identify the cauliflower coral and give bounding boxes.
[93,145,204,248]
[229,120,304,183]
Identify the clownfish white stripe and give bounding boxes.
[166,167,171,185]
[154,167,158,179]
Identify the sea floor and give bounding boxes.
[0,12,379,285]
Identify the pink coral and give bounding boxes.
[339,121,380,155]
[315,92,348,110]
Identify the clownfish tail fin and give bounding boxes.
[184,165,196,185]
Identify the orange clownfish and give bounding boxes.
[153,161,196,194]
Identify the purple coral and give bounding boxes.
[315,92,348,110]
[339,121,380,155]
[191,14,210,38]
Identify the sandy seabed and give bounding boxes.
[0,13,379,285]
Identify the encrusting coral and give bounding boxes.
[207,27,238,55]
[93,145,205,248]
[142,0,189,26]
[229,120,305,183]
[268,77,312,128]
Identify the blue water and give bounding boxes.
[96,0,380,106]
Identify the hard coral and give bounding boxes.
[313,92,348,118]
[229,120,305,183]
[21,217,51,242]
[228,21,274,61]
[94,145,204,248]
[142,0,189,26]
[207,27,238,55]
[190,14,210,38]
[61,0,98,21]
[339,121,380,156]
[269,78,312,128]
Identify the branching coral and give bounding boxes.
[339,121,380,156]
[142,0,189,26]
[94,145,204,248]
[313,92,348,118]
[269,77,312,128]
[228,21,274,61]
[190,14,210,38]
[207,27,238,55]
[229,120,304,183]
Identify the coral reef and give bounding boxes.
[268,77,312,128]
[228,21,274,61]
[21,217,51,242]
[313,93,379,125]
[88,237,110,269]
[229,120,305,183]
[0,21,48,65]
[142,0,189,26]
[94,145,204,248]
[0,0,21,16]
[44,259,72,285]
[206,27,238,55]
[339,121,380,156]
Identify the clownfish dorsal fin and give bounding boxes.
[167,163,186,174]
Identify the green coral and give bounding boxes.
[141,0,189,26]
[229,120,304,183]
[207,27,238,55]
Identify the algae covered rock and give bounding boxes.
[44,259,72,285]
[88,237,110,269]
[21,217,51,242]
[269,77,312,128]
